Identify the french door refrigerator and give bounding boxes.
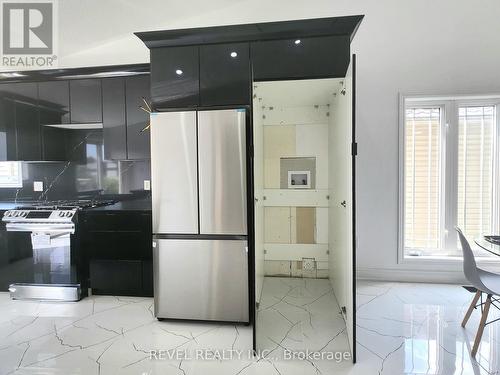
[150,109,249,323]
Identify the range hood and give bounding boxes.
[43,123,103,130]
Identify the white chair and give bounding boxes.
[457,227,500,356]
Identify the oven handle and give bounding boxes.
[5,223,75,234]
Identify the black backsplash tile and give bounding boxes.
[0,130,150,202]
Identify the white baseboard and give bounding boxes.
[356,266,467,284]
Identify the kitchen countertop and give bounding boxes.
[0,202,26,211]
[0,198,152,212]
[86,198,151,212]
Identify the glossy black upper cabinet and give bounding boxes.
[0,83,41,161]
[69,79,102,123]
[0,84,18,160]
[16,101,40,161]
[126,75,151,159]
[150,46,199,109]
[38,81,70,125]
[102,78,127,160]
[39,81,70,161]
[11,83,41,161]
[251,35,350,80]
[200,43,250,106]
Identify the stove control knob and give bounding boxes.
[58,211,65,217]
[13,211,19,217]
[5,211,11,217]
[20,211,27,217]
[65,212,72,217]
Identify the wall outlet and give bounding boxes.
[33,181,44,192]
[302,258,316,271]
[144,180,151,191]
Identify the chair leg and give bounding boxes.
[462,290,481,327]
[471,294,492,357]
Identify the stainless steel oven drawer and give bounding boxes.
[9,283,81,301]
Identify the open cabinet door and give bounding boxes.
[350,54,357,363]
[330,54,357,362]
[252,86,264,352]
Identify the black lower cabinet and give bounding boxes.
[89,260,144,296]
[142,260,153,296]
[82,210,152,297]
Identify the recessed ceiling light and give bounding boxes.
[230,51,238,58]
[175,69,183,75]
[294,39,301,45]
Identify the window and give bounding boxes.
[457,106,495,242]
[401,97,500,258]
[404,107,442,250]
[0,161,23,188]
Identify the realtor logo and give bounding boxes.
[3,2,52,54]
[1,1,57,67]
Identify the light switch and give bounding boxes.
[144,180,151,191]
[33,181,43,192]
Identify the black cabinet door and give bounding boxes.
[38,81,70,125]
[89,260,143,295]
[0,84,18,160]
[251,35,350,80]
[200,42,250,106]
[126,75,150,159]
[83,211,152,260]
[39,81,70,161]
[14,83,40,161]
[69,79,102,123]
[150,46,199,109]
[102,78,127,160]
[142,260,153,297]
[16,103,41,160]
[83,211,152,296]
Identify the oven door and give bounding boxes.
[0,223,75,291]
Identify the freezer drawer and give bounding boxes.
[150,111,198,234]
[153,239,249,322]
[198,109,247,235]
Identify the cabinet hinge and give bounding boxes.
[351,142,358,156]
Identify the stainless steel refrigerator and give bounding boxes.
[150,109,249,323]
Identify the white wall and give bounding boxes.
[256,84,331,276]
[5,0,500,282]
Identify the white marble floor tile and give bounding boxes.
[1,280,500,374]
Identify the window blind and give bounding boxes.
[404,108,441,250]
[457,106,495,241]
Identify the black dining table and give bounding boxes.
[475,236,500,256]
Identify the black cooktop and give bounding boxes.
[16,199,116,210]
